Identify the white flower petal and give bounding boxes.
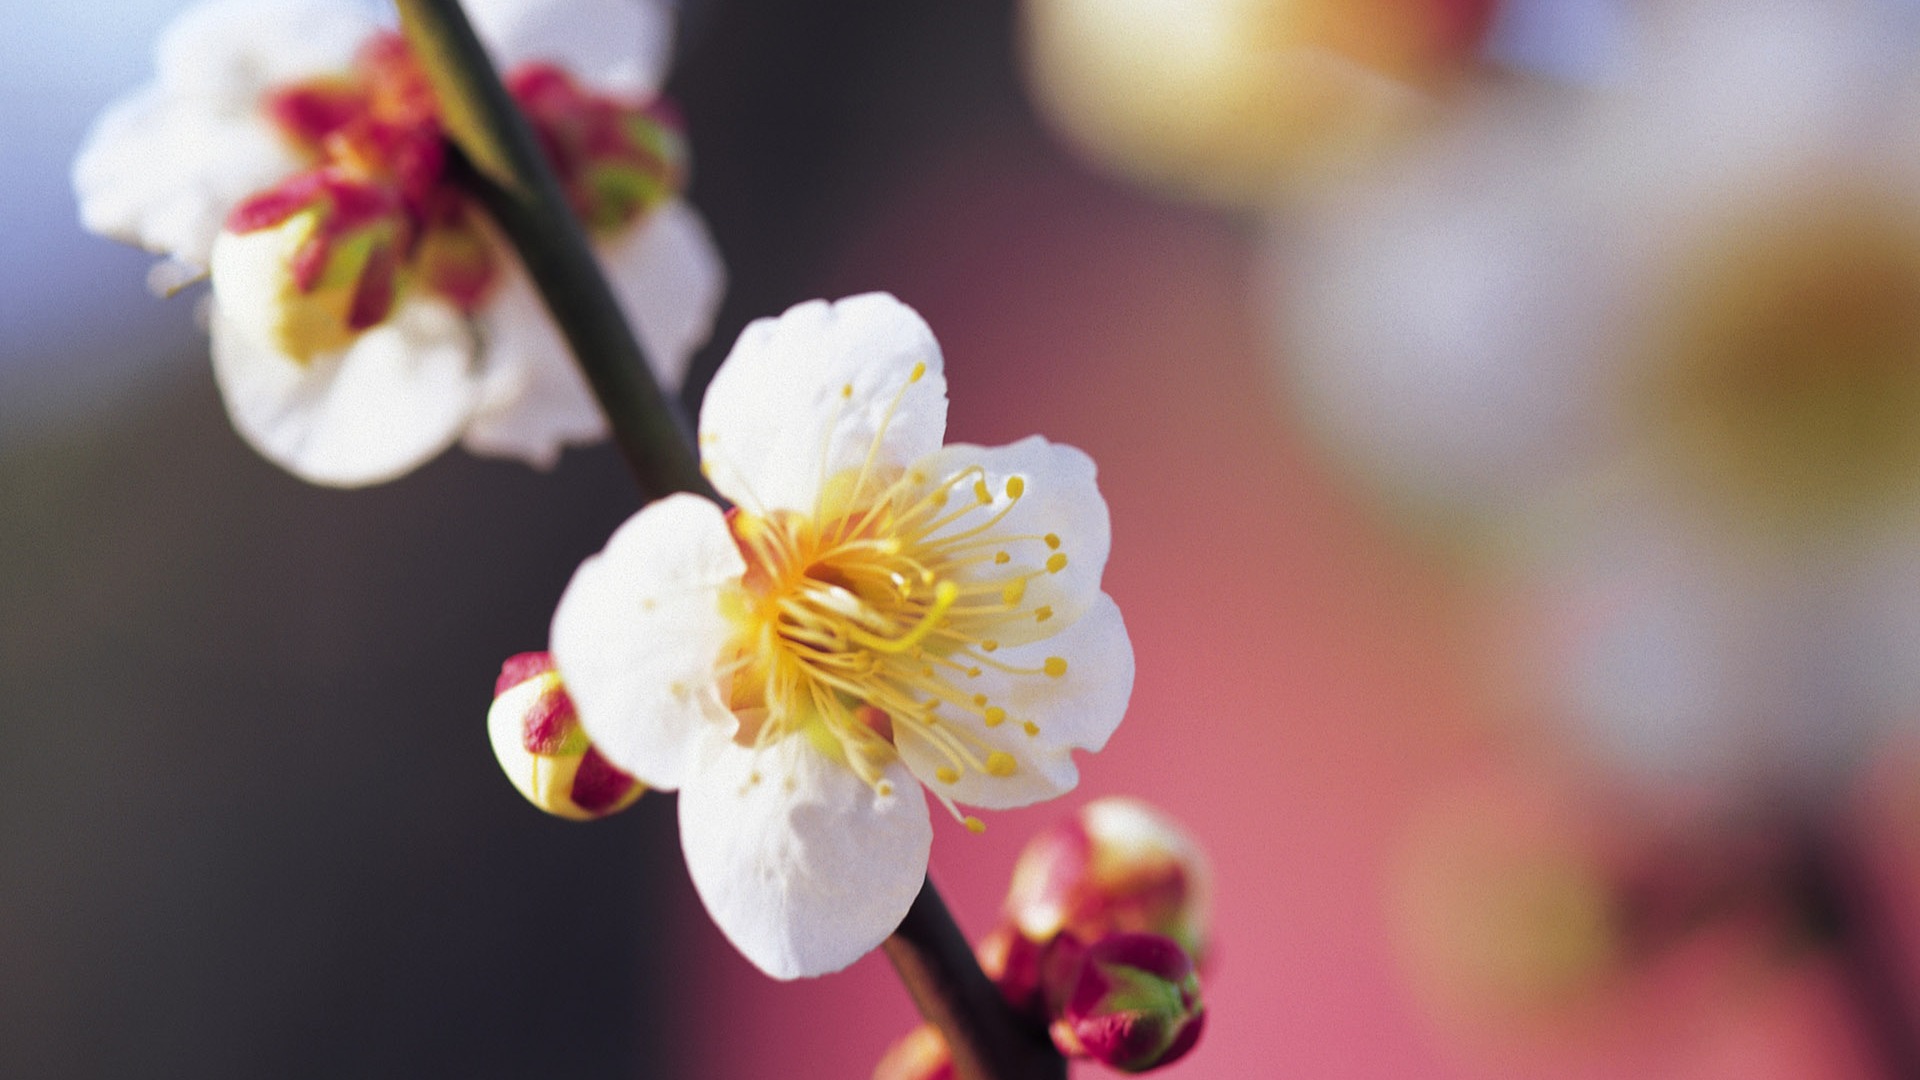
[679,727,932,979]
[700,293,948,514]
[74,0,380,267]
[550,494,744,791]
[607,199,726,392]
[465,0,675,97]
[900,593,1132,810]
[74,87,300,269]
[462,201,721,467]
[463,262,606,468]
[209,296,478,487]
[913,435,1111,646]
[155,0,379,101]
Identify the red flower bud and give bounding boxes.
[488,652,643,820]
[1004,797,1211,962]
[1046,932,1205,1072]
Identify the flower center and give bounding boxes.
[718,369,1074,826]
[224,34,687,362]
[1627,191,1920,541]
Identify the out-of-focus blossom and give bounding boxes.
[1274,0,1920,795]
[1018,0,1497,206]
[550,293,1132,979]
[1003,796,1211,961]
[872,1024,955,1080]
[487,651,643,820]
[74,0,723,486]
[1391,776,1625,1026]
[1043,931,1206,1072]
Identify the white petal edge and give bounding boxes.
[899,593,1133,810]
[607,199,726,393]
[700,293,948,515]
[679,726,932,979]
[550,494,745,791]
[74,87,301,269]
[155,0,381,101]
[465,0,676,98]
[462,201,722,467]
[75,0,381,267]
[463,260,606,469]
[910,436,1111,647]
[209,295,478,487]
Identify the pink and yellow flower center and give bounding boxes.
[222,33,687,362]
[717,367,1073,827]
[1627,191,1920,540]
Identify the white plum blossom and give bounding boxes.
[551,294,1133,978]
[1273,0,1920,796]
[74,0,723,486]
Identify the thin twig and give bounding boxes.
[884,879,1067,1080]
[394,0,712,501]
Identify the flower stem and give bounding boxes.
[884,878,1067,1080]
[1788,818,1920,1080]
[398,6,1065,1076]
[393,0,713,501]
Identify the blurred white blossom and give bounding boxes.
[1273,0,1920,794]
[1018,0,1497,206]
[74,0,723,485]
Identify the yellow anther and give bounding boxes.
[985,751,1018,777]
[974,479,992,504]
[931,488,949,508]
[845,580,958,654]
[984,706,1007,727]
[1043,657,1068,677]
[841,383,853,398]
[910,362,927,383]
[878,781,894,796]
[994,551,1011,565]
[981,640,999,653]
[1044,534,1061,550]
[967,667,982,678]
[1002,579,1027,606]
[936,766,960,784]
[964,816,986,834]
[1035,606,1053,623]
[972,693,988,707]
[1046,553,1068,574]
[1023,720,1040,736]
[1005,476,1025,499]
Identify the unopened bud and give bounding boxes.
[871,1024,954,1080]
[488,652,642,820]
[1005,797,1211,961]
[213,170,410,362]
[1046,932,1205,1072]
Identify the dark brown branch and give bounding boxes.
[884,878,1067,1080]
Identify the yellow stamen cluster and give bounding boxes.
[718,365,1072,827]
